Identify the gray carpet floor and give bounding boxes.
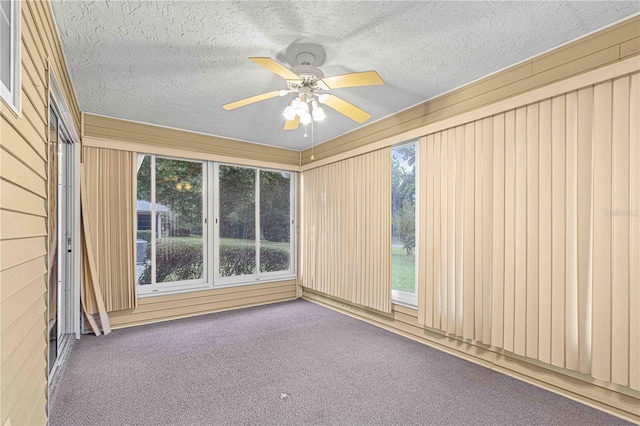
[50,299,630,425]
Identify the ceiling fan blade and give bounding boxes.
[283,115,300,130]
[321,70,384,89]
[222,90,280,110]
[249,57,301,81]
[321,95,371,124]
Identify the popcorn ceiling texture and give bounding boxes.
[51,1,638,150]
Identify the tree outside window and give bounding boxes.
[391,143,417,302]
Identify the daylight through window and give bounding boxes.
[391,141,417,307]
[136,155,296,296]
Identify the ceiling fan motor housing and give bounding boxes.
[290,64,324,85]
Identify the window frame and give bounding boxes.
[257,167,297,280]
[213,162,297,286]
[0,0,21,113]
[391,139,419,309]
[136,154,210,296]
[136,154,297,298]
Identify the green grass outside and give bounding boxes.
[392,245,415,293]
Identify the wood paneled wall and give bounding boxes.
[83,113,300,169]
[418,72,639,391]
[0,1,81,425]
[108,280,297,328]
[301,149,392,313]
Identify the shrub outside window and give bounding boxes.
[218,165,257,277]
[136,155,207,294]
[259,170,292,273]
[215,165,295,284]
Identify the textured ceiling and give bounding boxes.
[51,1,639,151]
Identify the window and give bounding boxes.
[1,0,20,112]
[391,141,417,307]
[136,155,296,296]
[215,165,295,284]
[259,170,292,273]
[217,165,257,277]
[136,155,207,293]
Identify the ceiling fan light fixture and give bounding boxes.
[317,93,330,104]
[283,107,296,121]
[282,99,297,120]
[312,100,325,121]
[299,110,312,125]
[295,98,309,116]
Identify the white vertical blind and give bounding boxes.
[82,146,136,313]
[418,72,639,390]
[301,148,392,313]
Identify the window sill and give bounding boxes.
[392,289,417,308]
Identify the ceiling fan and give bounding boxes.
[222,52,384,130]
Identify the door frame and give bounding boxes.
[48,71,81,385]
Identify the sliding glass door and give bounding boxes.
[48,103,75,377]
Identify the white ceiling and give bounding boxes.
[51,1,639,151]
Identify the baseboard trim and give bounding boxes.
[110,296,298,330]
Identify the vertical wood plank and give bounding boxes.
[474,120,484,341]
[318,164,328,294]
[576,86,594,375]
[347,160,355,302]
[611,76,630,387]
[340,161,346,299]
[629,72,640,391]
[303,175,311,288]
[551,95,566,368]
[362,156,369,305]
[319,167,326,295]
[319,169,326,294]
[463,123,475,339]
[491,113,506,348]
[441,130,449,332]
[421,135,433,327]
[326,163,333,298]
[503,110,516,352]
[455,126,465,337]
[538,98,553,365]
[448,128,457,334]
[433,133,443,330]
[565,90,580,372]
[418,140,426,324]
[526,103,540,359]
[514,106,528,356]
[482,117,494,345]
[591,80,613,382]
